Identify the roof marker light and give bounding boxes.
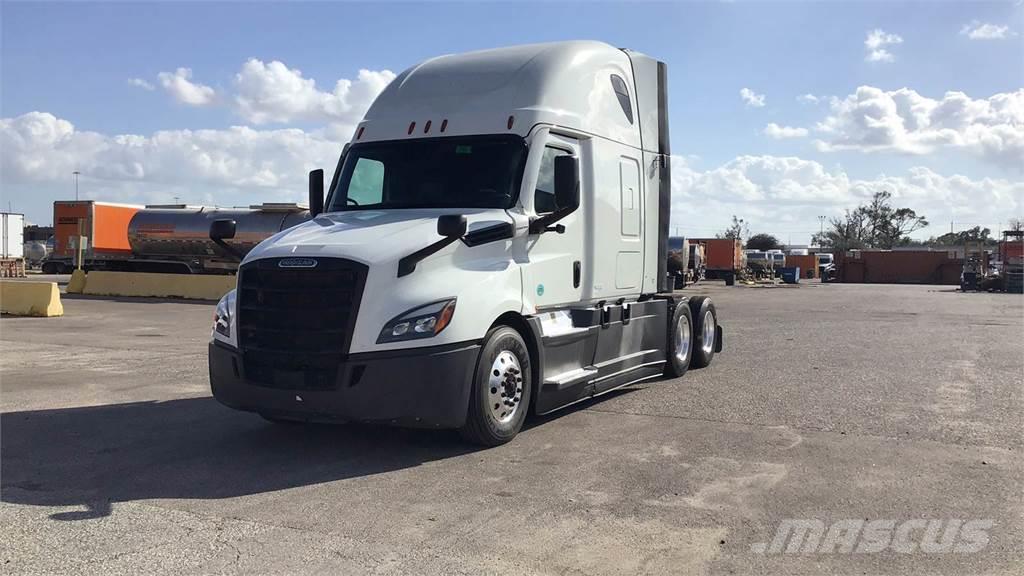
[507,115,515,130]
[440,119,448,133]
[408,121,416,135]
[424,120,432,134]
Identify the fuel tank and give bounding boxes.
[128,204,312,259]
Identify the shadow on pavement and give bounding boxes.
[1,397,476,520]
[62,293,217,305]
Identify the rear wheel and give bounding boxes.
[664,301,693,377]
[690,297,718,368]
[724,272,735,286]
[459,326,532,446]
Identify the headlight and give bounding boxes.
[212,289,236,344]
[377,299,456,343]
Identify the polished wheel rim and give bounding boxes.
[674,313,691,365]
[702,310,715,355]
[488,350,523,423]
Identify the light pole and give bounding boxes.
[73,171,80,201]
[817,215,826,239]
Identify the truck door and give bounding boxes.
[522,133,583,310]
[616,156,643,289]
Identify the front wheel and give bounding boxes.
[459,326,532,446]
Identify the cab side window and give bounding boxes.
[534,146,570,215]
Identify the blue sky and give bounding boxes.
[2,1,1022,242]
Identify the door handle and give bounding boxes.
[573,261,581,288]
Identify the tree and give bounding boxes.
[746,233,781,251]
[718,216,749,242]
[814,191,927,251]
[925,226,995,247]
[813,208,869,252]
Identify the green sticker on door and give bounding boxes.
[536,284,545,297]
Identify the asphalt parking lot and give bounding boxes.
[2,283,1022,575]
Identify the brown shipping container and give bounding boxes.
[689,238,743,271]
[836,250,962,284]
[53,201,143,259]
[786,254,819,279]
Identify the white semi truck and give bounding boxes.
[208,41,724,445]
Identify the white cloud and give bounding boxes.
[864,28,903,63]
[157,67,216,106]
[797,94,820,104]
[128,78,155,91]
[234,59,395,126]
[0,111,344,221]
[814,86,1024,171]
[740,88,766,108]
[764,123,809,139]
[670,155,1023,241]
[960,21,1014,40]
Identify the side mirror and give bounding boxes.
[209,219,237,241]
[437,214,467,238]
[209,219,243,261]
[553,155,580,212]
[309,169,325,217]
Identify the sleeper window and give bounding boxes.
[610,74,634,125]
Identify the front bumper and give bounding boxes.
[209,340,479,428]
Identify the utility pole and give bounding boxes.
[73,171,80,201]
[818,215,826,237]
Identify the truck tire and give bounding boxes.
[725,272,735,286]
[689,297,718,368]
[460,326,532,446]
[664,301,693,377]
[41,261,59,274]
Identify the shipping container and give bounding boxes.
[42,201,143,273]
[689,238,743,285]
[52,201,141,259]
[1,213,25,259]
[1,213,26,277]
[835,250,962,284]
[785,254,819,279]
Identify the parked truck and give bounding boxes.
[208,41,724,445]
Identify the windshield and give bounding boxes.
[327,136,527,211]
[819,255,833,263]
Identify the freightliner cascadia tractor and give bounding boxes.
[209,41,724,445]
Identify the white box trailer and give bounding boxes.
[208,41,724,445]
[1,213,26,277]
[2,213,25,259]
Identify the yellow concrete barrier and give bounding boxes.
[67,269,87,294]
[0,281,64,317]
[82,271,236,301]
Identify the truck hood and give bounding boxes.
[243,208,513,265]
